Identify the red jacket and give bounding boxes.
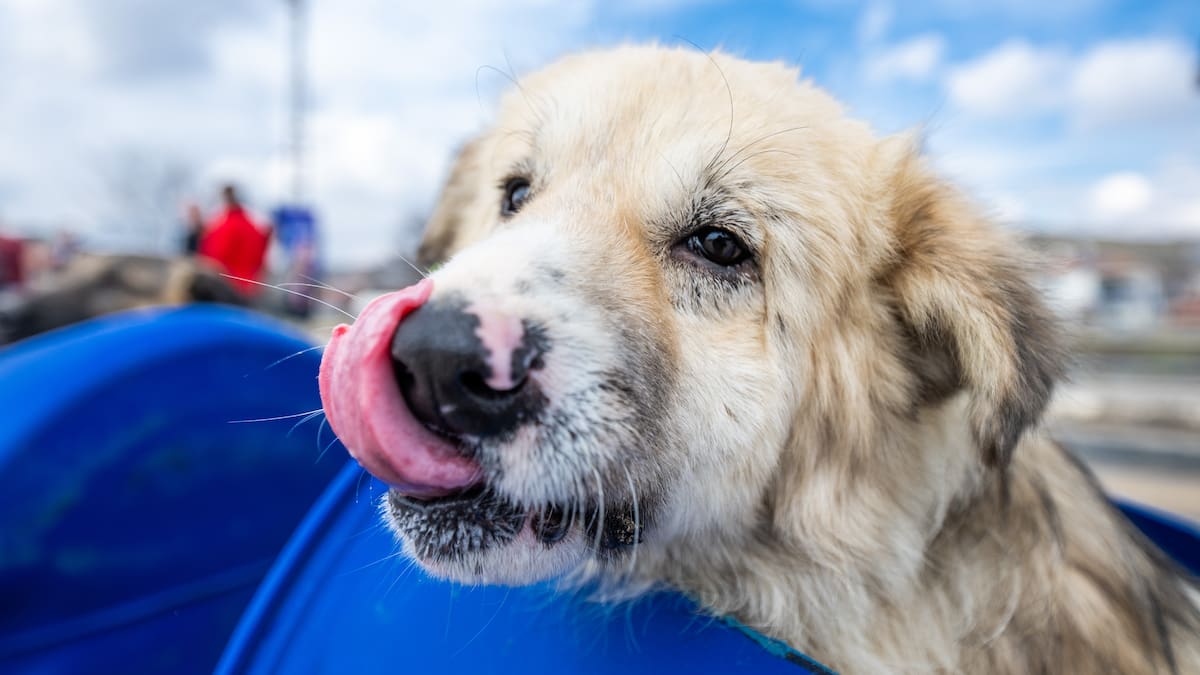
[198,206,271,295]
[0,236,23,286]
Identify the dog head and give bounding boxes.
[320,46,1063,588]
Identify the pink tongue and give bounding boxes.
[319,279,482,496]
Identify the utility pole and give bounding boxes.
[286,0,307,204]
[276,0,319,317]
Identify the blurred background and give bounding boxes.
[1,1,1198,515]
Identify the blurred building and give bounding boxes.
[1032,235,1200,332]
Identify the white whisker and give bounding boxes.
[316,435,341,464]
[315,416,329,453]
[623,465,640,579]
[219,273,357,319]
[228,409,324,424]
[261,344,324,372]
[591,466,606,553]
[298,272,336,288]
[354,467,370,503]
[339,549,408,576]
[287,410,325,437]
[296,273,367,303]
[450,588,511,658]
[382,555,423,599]
[278,282,359,300]
[394,253,430,279]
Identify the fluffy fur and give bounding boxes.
[383,46,1200,673]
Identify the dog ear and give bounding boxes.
[883,142,1065,469]
[416,138,486,268]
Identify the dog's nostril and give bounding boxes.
[392,359,416,392]
[458,370,526,400]
[391,356,446,434]
[391,303,548,439]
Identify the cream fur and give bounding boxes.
[387,45,1200,674]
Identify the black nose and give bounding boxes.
[390,302,545,439]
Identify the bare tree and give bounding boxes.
[95,148,196,255]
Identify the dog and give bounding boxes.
[318,46,1200,673]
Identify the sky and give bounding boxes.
[0,0,1197,267]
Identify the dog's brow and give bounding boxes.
[690,189,737,228]
[501,157,536,183]
[668,187,759,250]
[690,191,726,226]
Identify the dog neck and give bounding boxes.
[638,400,1200,674]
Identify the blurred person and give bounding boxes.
[0,233,23,289]
[0,232,24,345]
[198,184,272,296]
[48,230,80,271]
[182,203,205,255]
[17,238,52,288]
[271,205,321,319]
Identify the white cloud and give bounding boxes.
[2,1,1197,261]
[946,36,1200,130]
[1155,157,1200,230]
[928,127,1200,237]
[1089,172,1154,221]
[1079,160,1200,237]
[1069,38,1200,130]
[605,0,722,14]
[1102,159,1200,236]
[988,192,1029,223]
[930,0,1104,19]
[945,40,1069,116]
[0,0,99,78]
[856,1,893,45]
[934,36,1200,236]
[296,0,592,264]
[0,0,593,265]
[928,131,1081,226]
[865,33,946,82]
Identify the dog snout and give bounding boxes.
[390,302,546,439]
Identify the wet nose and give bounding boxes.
[390,302,545,439]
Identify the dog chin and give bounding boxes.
[395,521,592,586]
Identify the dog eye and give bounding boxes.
[501,177,531,216]
[687,228,750,266]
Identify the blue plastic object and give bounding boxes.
[217,466,1200,675]
[1116,501,1200,576]
[216,461,833,675]
[0,306,343,675]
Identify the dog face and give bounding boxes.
[321,46,1061,589]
